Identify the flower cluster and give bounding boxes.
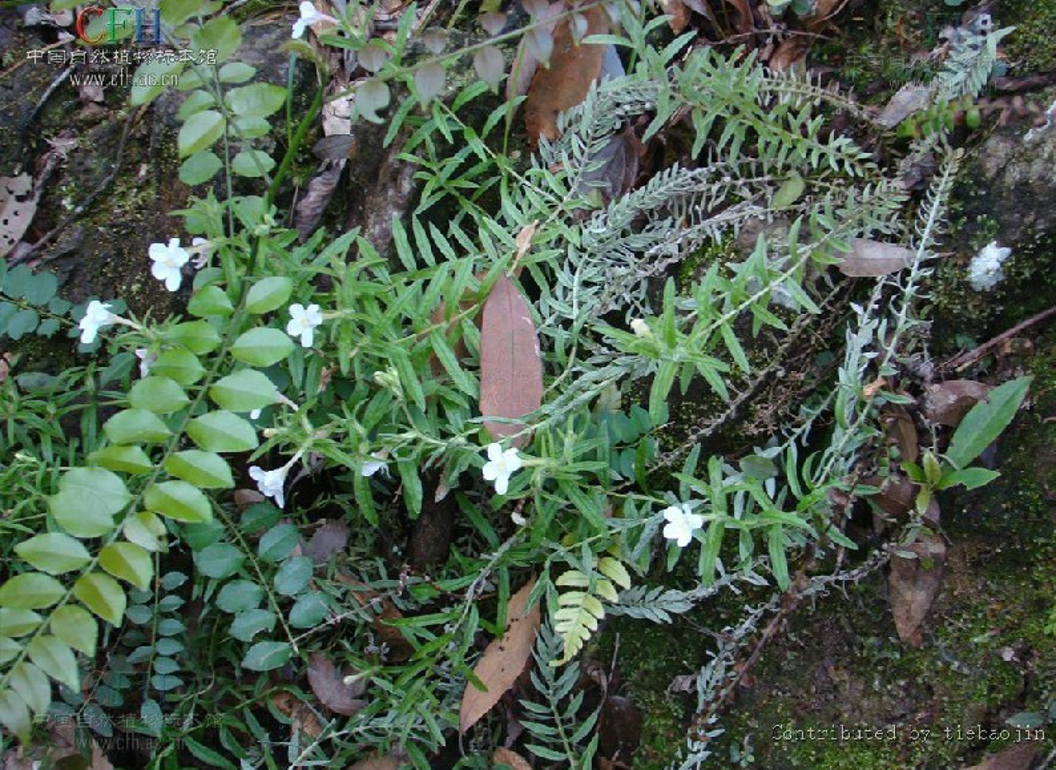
[967,241,1011,292]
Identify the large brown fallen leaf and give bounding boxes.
[480,274,544,448]
[523,4,610,145]
[963,740,1040,770]
[460,577,541,733]
[923,380,993,427]
[0,175,40,259]
[307,651,367,716]
[836,239,917,277]
[889,533,946,647]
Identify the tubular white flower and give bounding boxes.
[662,504,704,548]
[134,347,157,378]
[292,1,332,38]
[149,238,190,292]
[482,443,522,495]
[967,241,1011,292]
[78,300,116,344]
[361,452,388,477]
[249,465,289,509]
[286,303,323,348]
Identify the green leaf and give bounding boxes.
[129,59,185,106]
[15,533,91,575]
[230,328,295,367]
[123,512,168,552]
[218,62,256,83]
[936,467,1001,490]
[6,309,39,340]
[176,89,216,121]
[244,277,292,314]
[231,149,276,178]
[104,408,173,444]
[99,543,154,591]
[9,661,50,715]
[242,641,291,671]
[225,83,287,117]
[230,609,276,641]
[0,573,65,609]
[357,78,390,123]
[773,172,806,208]
[165,320,222,354]
[73,572,126,626]
[128,377,190,414]
[191,15,241,63]
[145,481,213,523]
[180,151,223,185]
[178,109,226,158]
[209,369,281,412]
[196,543,243,579]
[50,605,97,656]
[0,638,21,664]
[288,592,329,629]
[89,445,154,474]
[164,450,234,489]
[230,115,271,139]
[768,526,789,590]
[947,377,1032,469]
[58,467,130,515]
[0,609,42,637]
[273,556,312,596]
[27,635,80,691]
[187,410,259,452]
[0,688,31,741]
[50,490,115,538]
[188,285,234,317]
[161,0,205,26]
[216,580,264,613]
[258,524,298,562]
[151,347,205,385]
[22,271,58,305]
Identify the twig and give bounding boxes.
[942,303,1056,372]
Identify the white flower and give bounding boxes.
[249,465,289,509]
[630,318,653,338]
[292,1,330,38]
[361,452,388,477]
[78,300,116,344]
[250,409,262,420]
[191,237,213,269]
[967,241,1012,292]
[286,303,323,348]
[134,347,157,378]
[482,443,522,495]
[149,238,190,292]
[511,511,527,526]
[662,504,704,548]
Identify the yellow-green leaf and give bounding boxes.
[50,605,97,657]
[14,533,91,575]
[144,480,213,523]
[99,542,154,590]
[0,573,65,609]
[27,635,79,691]
[73,572,126,626]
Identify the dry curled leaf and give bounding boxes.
[480,274,544,448]
[598,693,641,765]
[836,239,917,277]
[350,756,402,770]
[964,740,1040,770]
[307,652,367,716]
[295,160,345,241]
[334,573,413,662]
[270,690,323,738]
[524,4,610,145]
[492,747,533,769]
[0,174,40,259]
[885,403,919,463]
[889,533,946,647]
[460,577,541,733]
[660,0,691,33]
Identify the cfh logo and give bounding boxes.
[75,5,164,45]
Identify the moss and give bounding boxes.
[1001,0,1056,73]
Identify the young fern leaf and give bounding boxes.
[552,557,631,665]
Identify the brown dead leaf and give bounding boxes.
[963,740,1039,770]
[660,0,690,33]
[768,37,812,71]
[836,239,917,277]
[295,160,346,242]
[271,690,323,738]
[862,377,887,399]
[923,380,992,427]
[577,127,640,205]
[460,577,541,733]
[492,747,533,769]
[307,652,367,716]
[334,573,413,662]
[598,694,641,765]
[524,5,610,145]
[233,489,266,511]
[885,403,919,463]
[480,274,544,448]
[889,533,946,646]
[303,519,350,564]
[0,175,40,259]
